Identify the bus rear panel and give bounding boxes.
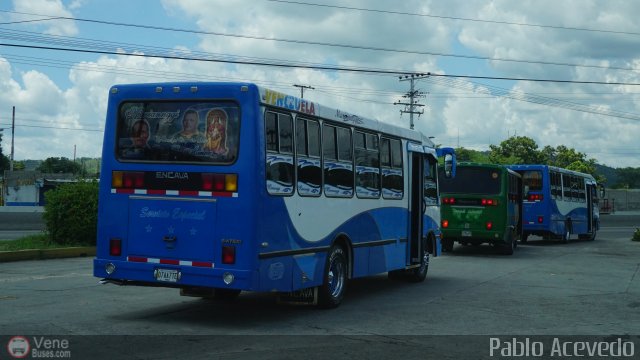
[93,83,259,292]
[439,164,521,254]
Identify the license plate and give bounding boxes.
[155,268,180,282]
[462,230,472,237]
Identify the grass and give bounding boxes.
[0,234,91,251]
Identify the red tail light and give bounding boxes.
[202,173,237,192]
[443,197,455,204]
[442,220,449,228]
[528,194,543,201]
[222,246,236,264]
[486,222,493,230]
[109,238,122,256]
[538,216,544,223]
[112,171,144,189]
[481,199,498,206]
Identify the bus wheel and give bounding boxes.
[214,288,241,300]
[318,245,348,309]
[579,230,596,241]
[521,233,528,244]
[408,239,430,283]
[442,238,454,252]
[500,231,515,255]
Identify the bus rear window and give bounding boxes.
[522,170,543,191]
[117,101,239,164]
[439,166,501,195]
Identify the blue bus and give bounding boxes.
[93,82,456,308]
[506,165,600,243]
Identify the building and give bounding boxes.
[2,171,77,206]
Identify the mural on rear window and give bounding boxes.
[117,102,239,163]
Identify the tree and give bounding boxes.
[488,136,547,164]
[454,147,489,163]
[545,145,602,182]
[0,133,9,173]
[37,157,82,174]
[616,167,640,188]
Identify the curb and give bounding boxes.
[0,247,96,263]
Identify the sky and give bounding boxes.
[0,0,639,168]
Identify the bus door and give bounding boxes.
[409,152,423,265]
[586,183,595,232]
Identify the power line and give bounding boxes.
[3,42,640,88]
[267,0,640,37]
[423,76,640,121]
[2,9,640,73]
[0,123,102,132]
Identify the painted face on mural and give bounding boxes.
[131,120,150,148]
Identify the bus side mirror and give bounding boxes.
[524,185,530,196]
[437,147,456,178]
[444,154,453,178]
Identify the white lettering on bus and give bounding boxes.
[139,207,170,218]
[155,172,189,179]
[172,208,206,221]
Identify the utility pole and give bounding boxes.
[394,74,428,129]
[293,84,315,99]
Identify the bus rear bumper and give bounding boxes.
[93,258,253,291]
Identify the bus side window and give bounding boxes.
[265,111,294,196]
[296,117,322,197]
[323,124,353,198]
[381,137,404,200]
[355,131,380,199]
[562,174,571,201]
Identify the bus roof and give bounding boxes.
[257,85,430,145]
[447,162,521,178]
[507,164,596,183]
[108,81,438,151]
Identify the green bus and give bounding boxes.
[438,163,523,255]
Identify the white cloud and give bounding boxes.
[0,0,637,168]
[12,0,79,36]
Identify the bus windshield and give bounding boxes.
[439,166,501,195]
[117,101,240,163]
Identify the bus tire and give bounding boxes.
[500,231,515,255]
[408,238,430,283]
[214,288,241,300]
[318,245,348,309]
[579,230,596,241]
[442,238,454,252]
[521,233,528,243]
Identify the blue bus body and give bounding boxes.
[93,82,454,306]
[506,165,600,242]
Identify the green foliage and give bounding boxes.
[454,147,489,163]
[488,136,547,164]
[0,234,55,251]
[615,167,640,189]
[12,160,25,171]
[485,136,607,182]
[0,133,9,173]
[633,229,640,242]
[37,157,82,174]
[42,181,99,245]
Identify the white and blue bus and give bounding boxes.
[506,165,600,243]
[93,82,456,308]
